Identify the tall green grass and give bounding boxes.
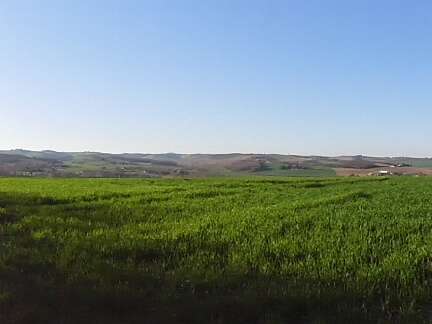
[1,176,432,323]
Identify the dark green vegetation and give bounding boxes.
[2,177,432,323]
[1,149,431,178]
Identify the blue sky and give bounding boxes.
[1,1,431,156]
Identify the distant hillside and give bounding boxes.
[0,150,431,178]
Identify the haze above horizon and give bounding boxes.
[1,1,431,157]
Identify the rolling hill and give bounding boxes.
[0,149,431,178]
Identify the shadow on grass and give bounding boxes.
[1,259,427,324]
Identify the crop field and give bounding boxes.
[253,167,336,177]
[2,177,432,323]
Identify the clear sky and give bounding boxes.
[1,1,431,156]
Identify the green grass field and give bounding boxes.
[2,177,432,323]
[254,167,336,177]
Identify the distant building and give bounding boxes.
[378,170,390,175]
[368,170,393,176]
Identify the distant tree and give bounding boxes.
[256,160,271,172]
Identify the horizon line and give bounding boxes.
[2,148,431,159]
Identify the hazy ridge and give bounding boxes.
[1,149,432,177]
